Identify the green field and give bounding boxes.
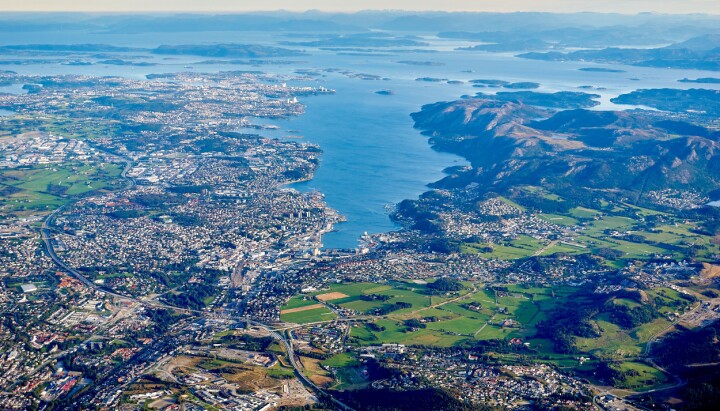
[285,279,694,392]
[282,296,320,310]
[538,213,579,226]
[610,361,671,391]
[464,192,720,262]
[332,366,369,390]
[279,306,336,324]
[0,162,123,214]
[322,352,360,368]
[462,235,546,259]
[308,281,466,315]
[342,283,566,351]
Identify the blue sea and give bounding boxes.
[2,32,720,248]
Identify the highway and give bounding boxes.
[42,206,354,409]
[36,152,355,409]
[243,319,355,411]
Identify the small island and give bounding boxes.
[415,77,448,82]
[396,60,445,66]
[503,81,540,89]
[375,89,395,95]
[470,79,541,89]
[679,77,720,84]
[579,67,627,73]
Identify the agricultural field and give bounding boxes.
[538,213,579,226]
[493,187,720,262]
[0,162,123,215]
[574,288,692,360]
[576,314,646,359]
[344,283,570,351]
[322,352,359,368]
[461,235,547,259]
[285,280,694,395]
[302,280,470,316]
[279,305,336,324]
[604,361,671,391]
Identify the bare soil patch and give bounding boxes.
[280,303,325,314]
[315,292,349,302]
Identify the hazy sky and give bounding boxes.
[1,0,719,14]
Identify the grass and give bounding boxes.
[349,318,468,347]
[425,316,488,335]
[0,162,123,214]
[576,314,643,359]
[267,366,295,379]
[281,296,319,310]
[631,318,673,342]
[462,235,546,259]
[474,324,515,339]
[538,213,578,226]
[341,284,564,351]
[333,366,368,389]
[569,207,601,219]
[308,281,451,315]
[539,242,586,256]
[280,306,336,324]
[497,196,526,211]
[612,361,670,391]
[613,298,642,309]
[299,356,333,387]
[322,352,359,368]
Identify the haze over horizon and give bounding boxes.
[1,0,719,14]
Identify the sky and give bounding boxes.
[1,0,719,14]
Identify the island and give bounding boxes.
[578,67,627,73]
[610,88,720,117]
[679,77,720,84]
[519,35,720,71]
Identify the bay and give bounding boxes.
[3,31,720,248]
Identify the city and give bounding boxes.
[1,5,720,411]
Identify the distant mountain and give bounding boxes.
[377,12,720,33]
[442,27,679,49]
[1,11,719,41]
[0,43,304,59]
[279,33,428,48]
[458,39,551,52]
[664,34,720,51]
[0,44,140,53]
[411,95,720,195]
[519,40,720,71]
[100,14,364,33]
[151,44,304,58]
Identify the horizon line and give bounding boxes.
[0,9,718,15]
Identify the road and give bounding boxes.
[40,206,206,316]
[242,319,355,411]
[34,149,350,407]
[590,303,703,409]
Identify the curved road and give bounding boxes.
[38,154,352,409]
